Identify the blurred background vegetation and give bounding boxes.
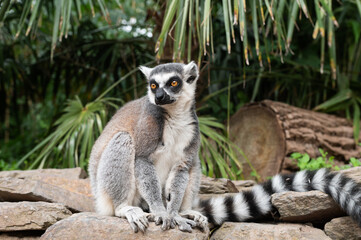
[0,0,360,180]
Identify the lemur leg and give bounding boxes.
[134,157,173,231]
[178,164,209,231]
[164,164,198,232]
[96,132,148,233]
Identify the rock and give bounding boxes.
[41,212,208,240]
[200,175,255,194]
[324,216,361,240]
[0,168,87,179]
[0,202,71,231]
[271,190,345,223]
[210,222,331,240]
[199,193,238,201]
[232,179,256,191]
[341,166,361,184]
[0,178,93,212]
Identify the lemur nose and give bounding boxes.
[155,89,165,100]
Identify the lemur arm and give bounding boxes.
[165,163,190,214]
[134,157,166,213]
[166,122,200,214]
[134,157,175,230]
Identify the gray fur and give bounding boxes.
[89,62,205,233]
[97,132,135,208]
[134,157,166,212]
[90,62,361,234]
[149,63,184,78]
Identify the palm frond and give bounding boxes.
[198,116,259,180]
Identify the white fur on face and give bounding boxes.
[147,73,178,105]
[147,72,197,112]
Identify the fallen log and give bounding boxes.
[229,100,361,180]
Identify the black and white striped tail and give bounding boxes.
[197,169,361,226]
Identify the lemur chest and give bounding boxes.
[151,117,195,185]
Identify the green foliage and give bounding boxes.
[156,1,360,75]
[349,157,361,168]
[0,1,154,169]
[290,148,361,171]
[0,159,18,171]
[1,0,361,182]
[16,96,117,169]
[198,116,259,181]
[156,0,361,143]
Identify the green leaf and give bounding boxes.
[315,89,352,111]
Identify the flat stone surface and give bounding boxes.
[0,178,93,212]
[0,202,71,231]
[200,176,255,194]
[324,216,361,240]
[0,168,87,179]
[210,222,331,240]
[271,190,345,223]
[41,212,208,240]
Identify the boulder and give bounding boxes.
[324,216,361,240]
[210,222,331,240]
[341,166,361,184]
[40,212,208,240]
[0,202,71,231]
[199,175,255,194]
[271,190,345,223]
[0,168,87,179]
[0,178,93,212]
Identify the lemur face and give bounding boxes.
[139,62,199,107]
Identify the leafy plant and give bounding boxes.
[0,159,18,171]
[14,64,148,169]
[349,157,361,168]
[16,96,116,169]
[156,1,360,76]
[290,148,361,171]
[198,116,259,181]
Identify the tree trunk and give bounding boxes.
[229,100,361,180]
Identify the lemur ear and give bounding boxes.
[139,66,153,80]
[183,61,199,84]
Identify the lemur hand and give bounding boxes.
[170,213,196,232]
[147,211,173,231]
[123,207,149,233]
[180,210,209,232]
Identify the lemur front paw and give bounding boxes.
[180,210,209,232]
[171,214,196,232]
[147,211,173,231]
[123,207,149,233]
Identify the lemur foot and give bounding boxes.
[171,214,196,232]
[115,206,149,233]
[180,210,209,232]
[147,211,173,231]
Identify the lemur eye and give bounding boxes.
[151,83,157,89]
[171,80,178,87]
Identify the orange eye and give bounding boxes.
[151,83,157,89]
[171,81,178,87]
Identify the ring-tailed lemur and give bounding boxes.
[89,62,361,233]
